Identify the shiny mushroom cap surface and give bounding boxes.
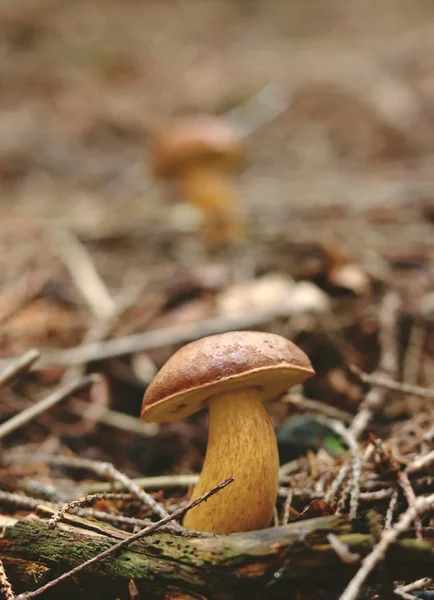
[151,115,245,178]
[140,331,315,423]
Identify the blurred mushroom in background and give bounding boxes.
[150,114,247,251]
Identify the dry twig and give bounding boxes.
[402,322,425,386]
[324,462,351,505]
[324,294,400,513]
[47,493,129,529]
[0,349,40,389]
[384,487,399,529]
[327,534,360,564]
[6,454,176,525]
[339,493,434,600]
[84,473,200,494]
[54,229,147,436]
[315,417,362,520]
[373,439,424,537]
[282,488,293,526]
[397,468,423,539]
[68,399,157,437]
[0,374,97,440]
[349,292,400,440]
[406,449,434,474]
[52,228,116,321]
[283,393,353,424]
[394,577,432,600]
[350,365,434,399]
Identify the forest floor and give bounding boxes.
[0,2,434,599]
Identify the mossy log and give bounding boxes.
[1,511,433,599]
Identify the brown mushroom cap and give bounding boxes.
[141,331,315,423]
[151,115,245,178]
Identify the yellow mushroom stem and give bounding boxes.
[183,387,279,535]
[177,162,245,244]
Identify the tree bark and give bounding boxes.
[1,511,433,599]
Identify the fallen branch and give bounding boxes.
[1,513,433,599]
[14,477,233,600]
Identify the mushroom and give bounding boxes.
[151,115,246,246]
[140,331,315,535]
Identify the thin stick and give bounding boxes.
[0,491,45,511]
[361,488,394,502]
[0,374,97,440]
[282,393,353,424]
[60,269,146,386]
[279,458,305,478]
[406,449,434,474]
[282,488,293,526]
[373,439,423,536]
[339,494,434,600]
[84,473,200,494]
[52,228,116,320]
[0,349,40,388]
[15,477,233,600]
[273,506,279,527]
[394,587,423,600]
[7,454,175,524]
[47,493,131,529]
[402,323,425,386]
[350,292,400,440]
[324,462,351,505]
[68,399,158,437]
[384,487,399,529]
[0,392,157,438]
[336,476,353,515]
[397,469,423,539]
[395,578,432,600]
[350,366,434,399]
[314,417,362,520]
[327,534,360,565]
[46,489,185,531]
[4,307,297,370]
[225,81,292,138]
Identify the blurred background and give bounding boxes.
[3,0,434,242]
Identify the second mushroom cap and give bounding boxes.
[151,115,246,179]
